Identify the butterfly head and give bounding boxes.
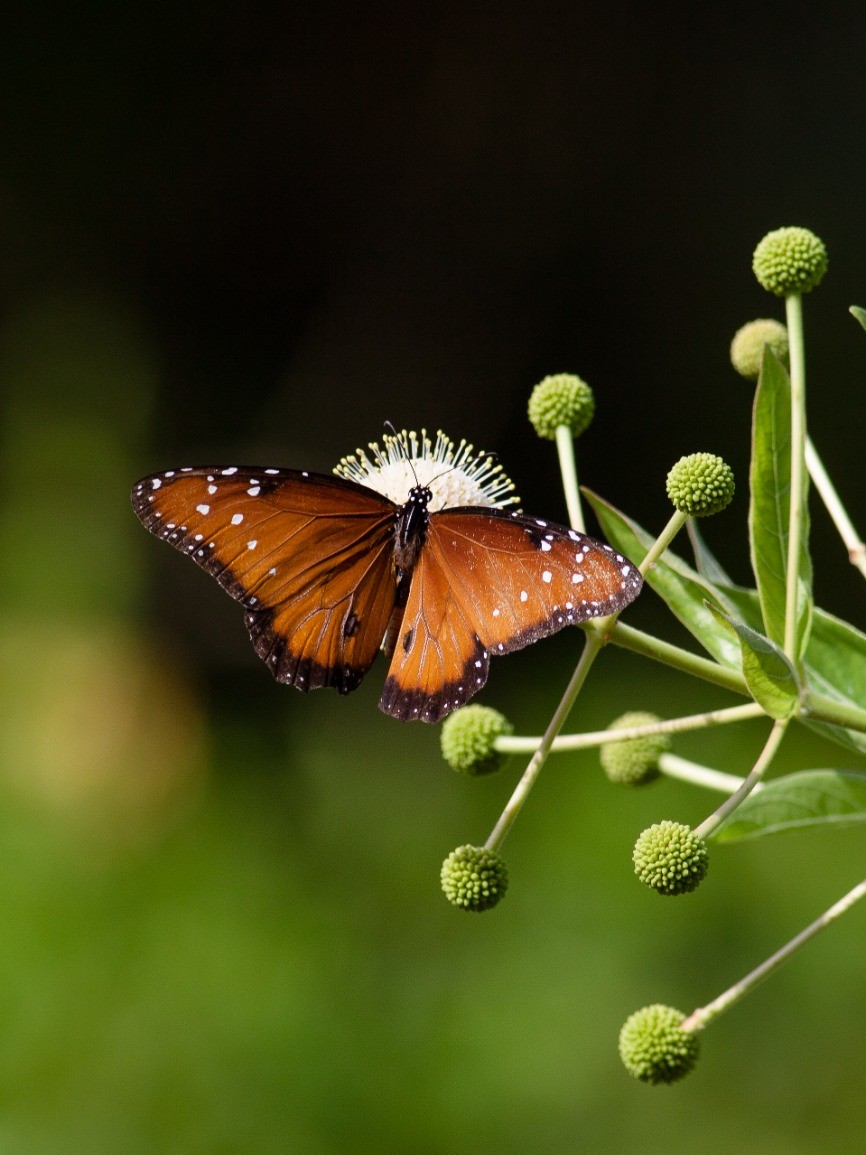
[407,484,433,509]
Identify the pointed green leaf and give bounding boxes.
[714,770,866,842]
[710,589,866,753]
[850,305,866,332]
[802,607,866,753]
[686,520,735,586]
[707,604,800,719]
[749,349,813,656]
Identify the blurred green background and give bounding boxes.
[2,5,866,1152]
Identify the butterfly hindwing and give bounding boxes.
[131,467,399,693]
[380,507,642,722]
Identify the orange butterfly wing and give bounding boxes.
[131,467,399,692]
[379,508,642,721]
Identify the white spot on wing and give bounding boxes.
[207,484,217,495]
[247,486,261,496]
[542,570,552,583]
[221,467,238,475]
[151,478,162,490]
[247,540,258,550]
[540,540,552,552]
[196,503,210,515]
[520,590,528,602]
[231,513,244,525]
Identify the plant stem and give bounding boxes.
[495,702,764,754]
[694,717,788,840]
[659,753,763,796]
[681,878,866,1032]
[801,691,866,734]
[485,629,604,852]
[639,509,688,575]
[805,436,866,580]
[783,292,807,661]
[607,622,749,696]
[555,424,585,532]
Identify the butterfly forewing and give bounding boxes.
[131,467,399,692]
[379,508,642,722]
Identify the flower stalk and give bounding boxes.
[681,878,866,1032]
[784,292,808,662]
[494,702,764,755]
[694,718,789,839]
[555,423,585,532]
[484,628,605,852]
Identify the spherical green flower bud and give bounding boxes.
[666,453,735,518]
[730,318,789,379]
[633,821,709,896]
[440,705,513,775]
[441,844,508,912]
[752,227,828,297]
[600,712,669,786]
[528,373,595,440]
[618,1004,700,1085]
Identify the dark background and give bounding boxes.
[1,5,865,1152]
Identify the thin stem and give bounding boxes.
[659,753,763,796]
[639,509,688,576]
[802,690,866,734]
[485,630,604,852]
[783,292,807,661]
[495,702,764,754]
[694,717,788,840]
[607,622,749,696]
[805,436,866,580]
[681,879,866,1032]
[555,424,585,533]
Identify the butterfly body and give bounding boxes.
[131,463,642,722]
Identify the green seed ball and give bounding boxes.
[440,705,513,775]
[752,227,828,297]
[600,712,669,786]
[618,1004,700,1085]
[633,821,709,896]
[666,453,735,517]
[441,845,509,912]
[528,373,596,440]
[730,318,789,379]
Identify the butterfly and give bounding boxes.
[130,445,642,722]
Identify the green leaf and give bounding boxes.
[749,349,813,656]
[707,605,801,719]
[585,492,866,743]
[685,520,735,586]
[584,490,742,669]
[802,607,866,753]
[850,305,866,332]
[714,770,866,842]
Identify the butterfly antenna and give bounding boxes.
[383,420,421,487]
